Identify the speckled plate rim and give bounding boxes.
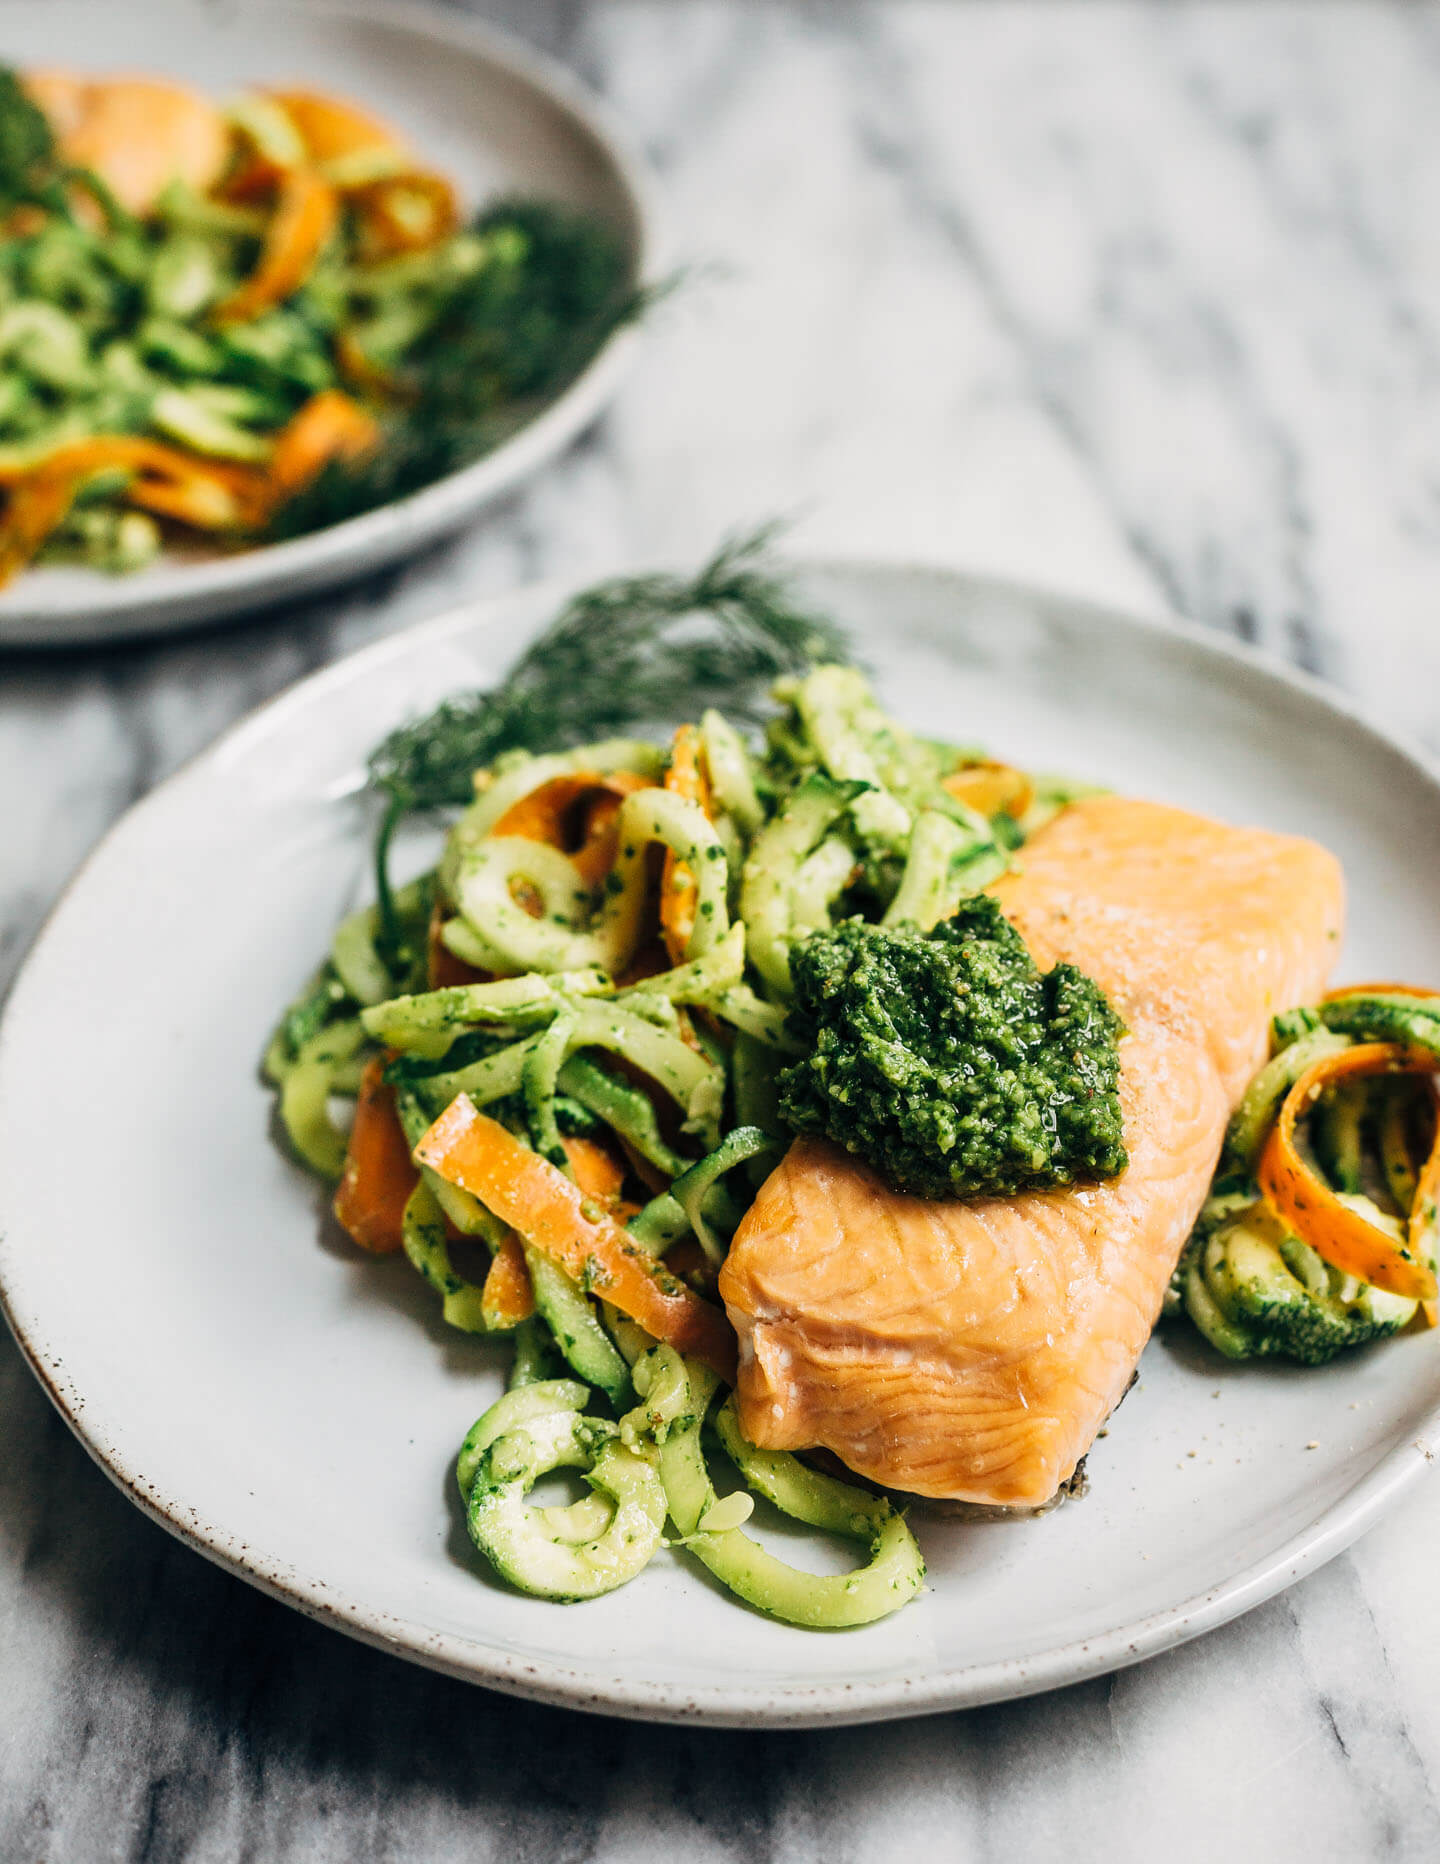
[1,560,1438,1727]
[0,0,660,647]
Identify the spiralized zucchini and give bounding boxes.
[883,806,1003,931]
[1173,988,1440,1364]
[458,1381,666,1601]
[454,1340,925,1622]
[741,773,869,994]
[452,787,728,975]
[400,1180,490,1334]
[410,1000,725,1151]
[278,1017,367,1178]
[660,1365,925,1628]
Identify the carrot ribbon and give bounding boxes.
[481,1235,535,1330]
[490,770,654,892]
[660,725,712,963]
[0,436,264,585]
[415,1096,737,1382]
[332,1057,418,1254]
[1258,1042,1440,1303]
[942,761,1034,819]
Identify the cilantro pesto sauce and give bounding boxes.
[777,896,1128,1200]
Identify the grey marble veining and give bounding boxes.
[4,2,1440,1859]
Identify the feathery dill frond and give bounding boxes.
[367,526,844,946]
[0,67,129,225]
[0,67,56,214]
[267,200,653,540]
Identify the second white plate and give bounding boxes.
[1,561,1438,1724]
[0,0,655,645]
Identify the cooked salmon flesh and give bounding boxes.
[718,797,1345,1506]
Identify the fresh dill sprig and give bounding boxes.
[0,67,57,216]
[367,526,845,951]
[268,199,652,541]
[0,67,130,226]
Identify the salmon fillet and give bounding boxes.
[719,797,1344,1506]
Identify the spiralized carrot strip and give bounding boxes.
[332,1057,417,1254]
[126,468,254,530]
[415,1096,737,1382]
[0,399,382,582]
[263,91,456,255]
[1411,1080,1440,1327]
[660,725,711,963]
[1322,982,1440,1003]
[942,761,1034,819]
[481,1233,535,1329]
[562,1135,627,1205]
[0,435,258,493]
[1258,1042,1440,1302]
[491,770,653,891]
[0,463,87,586]
[268,89,408,167]
[348,171,459,258]
[213,166,339,325]
[262,389,380,510]
[0,437,262,585]
[335,326,399,399]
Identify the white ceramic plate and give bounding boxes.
[0,0,655,646]
[2,562,1438,1728]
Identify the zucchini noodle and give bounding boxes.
[700,707,764,834]
[657,1353,926,1627]
[741,773,869,994]
[883,806,1004,931]
[670,1127,778,1265]
[331,904,395,1006]
[523,1249,632,1409]
[779,665,914,852]
[412,1001,723,1149]
[401,1179,490,1333]
[452,788,728,976]
[278,1017,366,1177]
[362,967,611,1057]
[556,1055,688,1179]
[458,1382,666,1601]
[790,835,858,938]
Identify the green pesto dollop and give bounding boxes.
[777,896,1128,1200]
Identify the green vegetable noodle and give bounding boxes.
[1178,1197,1418,1365]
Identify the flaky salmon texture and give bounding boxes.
[718,796,1345,1508]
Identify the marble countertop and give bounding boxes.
[4,1,1440,1856]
